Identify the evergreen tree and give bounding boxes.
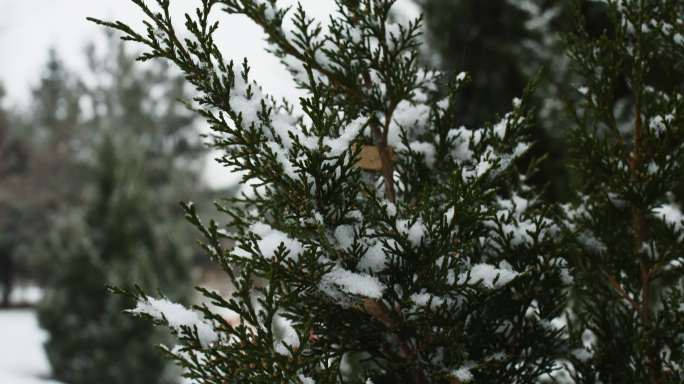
[1,49,88,303]
[38,133,186,384]
[76,35,208,235]
[0,82,24,307]
[559,1,684,382]
[0,51,85,292]
[36,37,204,384]
[92,1,570,382]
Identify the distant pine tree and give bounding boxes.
[38,133,187,384]
[36,37,204,384]
[91,1,570,382]
[0,82,23,307]
[0,51,85,293]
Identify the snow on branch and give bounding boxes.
[129,296,218,347]
[319,266,386,305]
[458,263,520,289]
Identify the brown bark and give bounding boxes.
[630,59,662,383]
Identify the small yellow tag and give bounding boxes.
[355,145,394,171]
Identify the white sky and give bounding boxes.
[0,0,419,188]
[0,0,339,105]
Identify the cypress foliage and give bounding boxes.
[92,1,570,382]
[559,1,684,382]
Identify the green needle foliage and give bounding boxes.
[91,1,571,383]
[559,0,684,383]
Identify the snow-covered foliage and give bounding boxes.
[92,0,568,382]
[130,297,218,348]
[558,0,684,382]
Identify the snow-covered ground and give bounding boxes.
[0,309,59,384]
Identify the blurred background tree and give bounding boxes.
[37,132,187,384]
[0,83,25,308]
[0,50,84,307]
[30,34,209,384]
[14,50,86,284]
[416,0,575,201]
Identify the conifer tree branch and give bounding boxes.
[628,4,662,382]
[89,1,571,382]
[604,271,641,312]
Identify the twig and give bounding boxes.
[603,272,641,313]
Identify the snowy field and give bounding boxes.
[0,309,59,384]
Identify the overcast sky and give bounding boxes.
[0,0,419,187]
[0,0,340,105]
